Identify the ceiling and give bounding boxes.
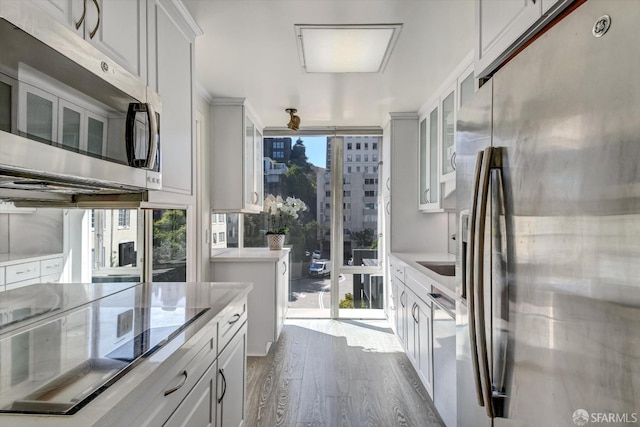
[183,0,475,129]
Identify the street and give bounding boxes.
[289,274,354,309]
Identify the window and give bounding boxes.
[356,166,361,172]
[219,232,226,243]
[364,214,376,222]
[91,210,95,229]
[346,154,352,162]
[356,143,361,150]
[373,142,378,150]
[364,166,369,173]
[274,151,284,158]
[344,202,351,210]
[372,154,378,162]
[118,209,130,228]
[365,143,369,150]
[325,203,330,209]
[365,202,376,210]
[347,143,352,150]
[365,190,376,197]
[326,191,331,197]
[344,190,351,197]
[364,155,368,162]
[212,233,217,244]
[347,166,352,173]
[373,166,378,173]
[355,155,361,162]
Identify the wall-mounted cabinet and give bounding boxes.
[475,0,573,78]
[211,98,264,213]
[418,52,476,212]
[33,0,147,80]
[146,0,200,202]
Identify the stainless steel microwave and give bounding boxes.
[0,2,161,206]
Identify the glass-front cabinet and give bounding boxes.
[418,53,476,212]
[440,84,456,181]
[419,104,440,211]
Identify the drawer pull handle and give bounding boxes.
[164,371,188,396]
[228,313,241,324]
[217,368,227,403]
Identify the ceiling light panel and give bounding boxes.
[295,24,402,73]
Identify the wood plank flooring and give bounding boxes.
[246,319,444,427]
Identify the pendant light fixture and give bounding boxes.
[286,108,300,131]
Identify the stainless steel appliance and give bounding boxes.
[0,2,161,206]
[456,1,640,425]
[429,292,456,427]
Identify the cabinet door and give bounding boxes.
[244,116,258,207]
[254,128,264,206]
[440,84,456,179]
[476,0,541,77]
[416,298,433,396]
[396,282,406,345]
[58,99,84,152]
[458,64,477,111]
[84,0,147,80]
[150,2,193,197]
[406,291,418,363]
[32,0,77,30]
[18,83,58,142]
[164,360,217,427]
[276,255,289,338]
[85,111,108,157]
[217,329,247,427]
[418,104,440,211]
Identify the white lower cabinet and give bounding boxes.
[389,256,434,399]
[211,249,290,356]
[164,359,217,427]
[216,328,247,427]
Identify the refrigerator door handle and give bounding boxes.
[475,146,496,418]
[467,150,485,407]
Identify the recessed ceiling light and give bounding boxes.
[295,24,402,73]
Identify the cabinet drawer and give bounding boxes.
[40,273,61,284]
[40,256,63,276]
[5,261,40,284]
[5,277,40,291]
[0,266,4,286]
[135,331,217,427]
[218,298,247,354]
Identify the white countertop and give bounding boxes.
[392,252,457,299]
[0,253,63,268]
[0,281,252,426]
[210,247,290,262]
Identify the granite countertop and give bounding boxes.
[211,247,290,262]
[392,252,457,299]
[0,281,252,426]
[0,252,63,268]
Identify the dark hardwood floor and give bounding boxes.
[245,319,444,427]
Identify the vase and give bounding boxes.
[267,234,285,250]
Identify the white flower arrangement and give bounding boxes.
[264,194,308,235]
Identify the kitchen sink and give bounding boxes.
[416,261,456,277]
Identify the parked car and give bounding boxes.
[308,260,331,277]
[312,250,322,259]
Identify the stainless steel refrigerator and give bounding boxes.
[456,1,640,426]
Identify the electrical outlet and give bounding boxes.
[117,309,133,338]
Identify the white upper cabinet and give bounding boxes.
[147,0,200,202]
[33,0,147,80]
[418,52,475,212]
[211,98,264,213]
[476,0,573,78]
